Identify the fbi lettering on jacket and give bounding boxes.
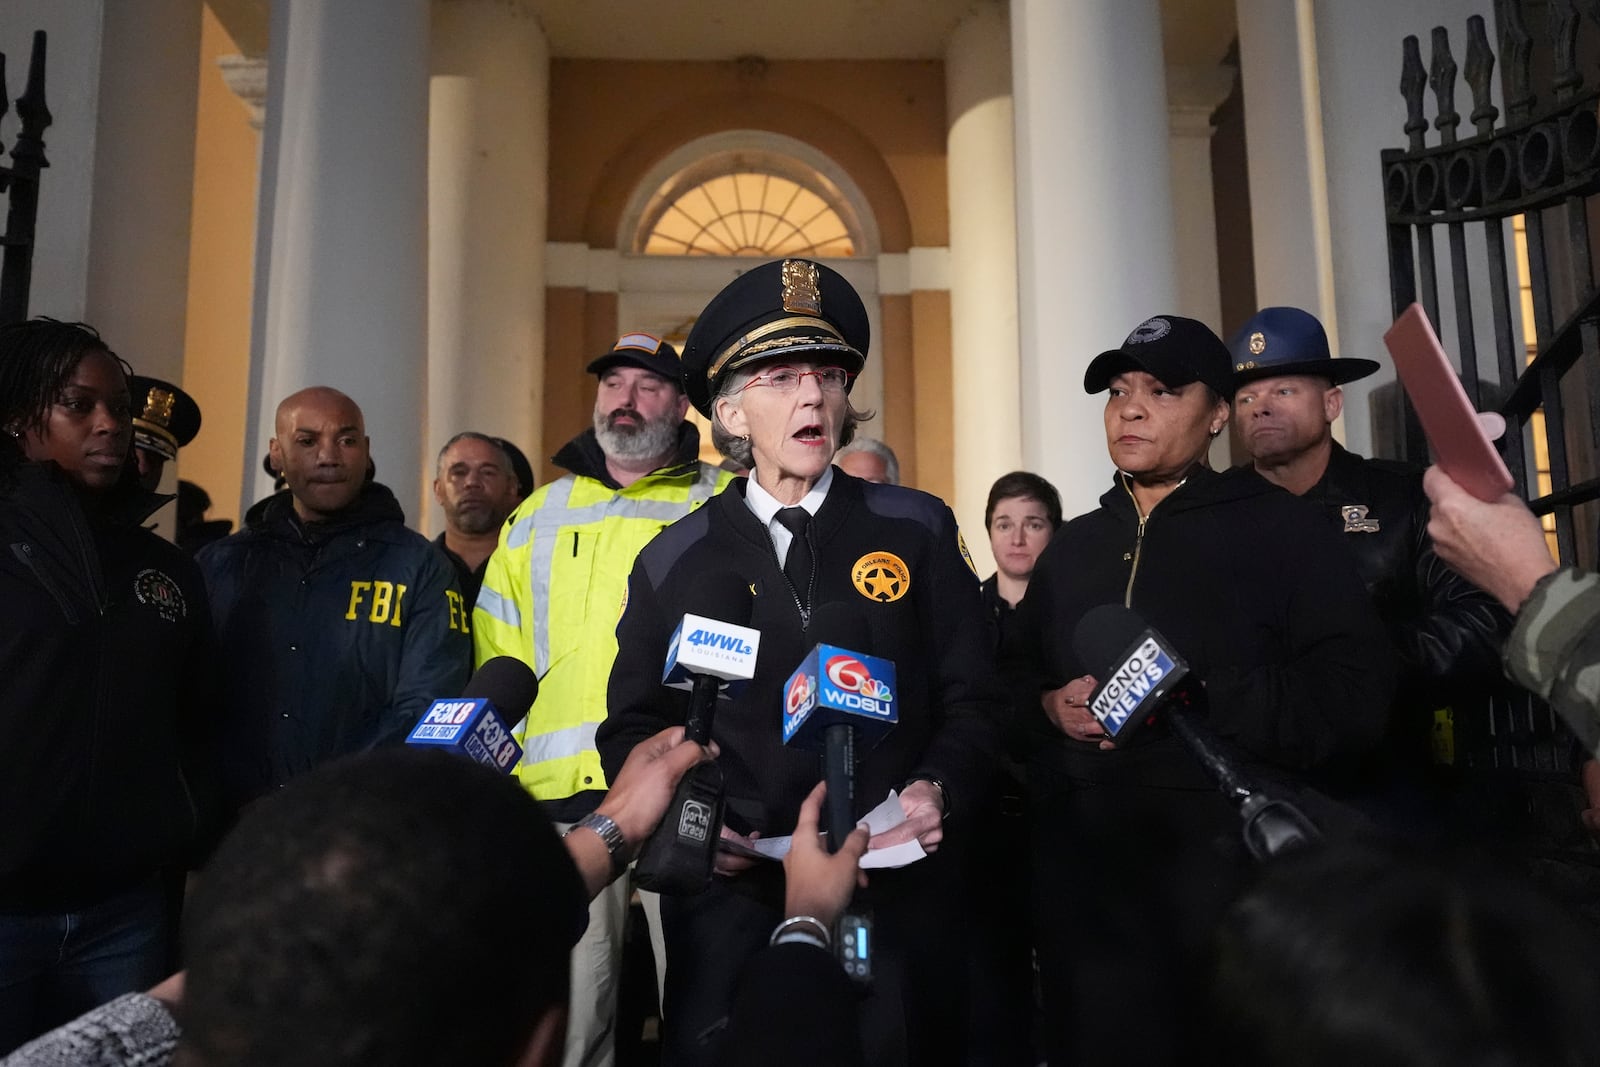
[345,580,408,626]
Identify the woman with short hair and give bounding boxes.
[0,320,215,1053]
[598,259,999,1067]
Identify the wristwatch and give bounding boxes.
[566,812,629,881]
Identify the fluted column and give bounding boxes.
[946,4,1020,573]
[245,0,431,519]
[424,0,549,535]
[1011,0,1179,517]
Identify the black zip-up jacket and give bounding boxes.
[1305,443,1511,723]
[197,483,470,808]
[1006,465,1395,792]
[598,471,1001,844]
[0,462,217,911]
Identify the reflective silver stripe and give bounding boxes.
[521,720,599,766]
[527,480,576,675]
[475,585,521,629]
[522,468,718,678]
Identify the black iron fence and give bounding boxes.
[1383,5,1599,851]
[0,29,49,325]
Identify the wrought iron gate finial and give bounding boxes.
[1401,35,1429,150]
[1464,15,1499,137]
[1496,0,1536,121]
[1551,0,1583,99]
[1429,27,1461,145]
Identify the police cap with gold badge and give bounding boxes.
[129,375,202,462]
[680,258,869,418]
[1225,306,1380,392]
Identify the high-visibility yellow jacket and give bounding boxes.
[473,427,730,816]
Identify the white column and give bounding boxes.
[946,4,1019,574]
[1237,0,1338,327]
[246,0,431,521]
[1012,0,1179,518]
[424,0,549,536]
[1166,65,1236,333]
[83,0,202,384]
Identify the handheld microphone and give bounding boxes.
[1071,604,1320,860]
[634,573,759,894]
[404,656,537,774]
[782,603,899,852]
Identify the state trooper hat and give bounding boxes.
[129,375,202,462]
[1226,306,1380,391]
[1083,315,1233,396]
[680,258,869,418]
[586,332,684,385]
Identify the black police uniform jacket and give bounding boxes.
[598,470,1001,859]
[1008,464,1395,793]
[0,461,217,911]
[1305,442,1510,725]
[198,483,470,808]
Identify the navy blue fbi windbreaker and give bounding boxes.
[198,483,470,808]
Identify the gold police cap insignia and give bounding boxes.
[852,551,910,603]
[1248,331,1266,356]
[781,259,822,316]
[142,387,176,427]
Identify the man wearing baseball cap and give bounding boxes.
[473,333,732,1067]
[1228,307,1510,828]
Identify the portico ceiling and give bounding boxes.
[207,0,1238,70]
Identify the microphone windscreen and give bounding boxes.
[685,571,755,627]
[806,601,871,651]
[463,656,540,719]
[1072,603,1147,674]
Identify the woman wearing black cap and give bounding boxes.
[597,258,1000,1067]
[0,319,216,1053]
[1002,314,1396,1066]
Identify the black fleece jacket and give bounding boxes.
[0,462,217,910]
[1006,465,1395,793]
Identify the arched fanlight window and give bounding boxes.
[633,149,864,258]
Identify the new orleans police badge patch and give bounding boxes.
[1341,505,1381,534]
[852,551,910,603]
[134,568,186,622]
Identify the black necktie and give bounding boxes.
[775,507,814,598]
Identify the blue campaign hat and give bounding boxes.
[680,259,868,418]
[1226,307,1380,392]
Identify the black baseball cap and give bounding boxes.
[1083,315,1233,396]
[586,333,684,385]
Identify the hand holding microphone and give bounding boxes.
[784,781,868,927]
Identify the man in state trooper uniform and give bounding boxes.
[474,333,730,1067]
[1227,307,1510,830]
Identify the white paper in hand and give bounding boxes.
[748,790,928,869]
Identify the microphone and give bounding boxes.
[782,603,899,851]
[634,573,760,894]
[404,656,536,774]
[1071,604,1320,860]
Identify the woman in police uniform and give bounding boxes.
[596,259,999,1067]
